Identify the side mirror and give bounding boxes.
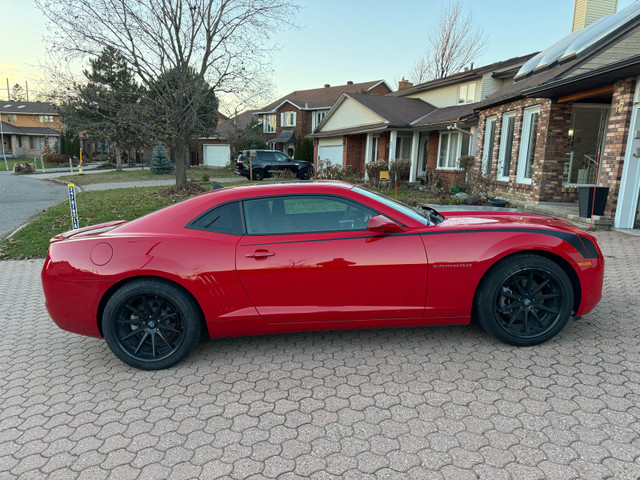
[368,215,404,234]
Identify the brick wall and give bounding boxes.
[344,135,365,174]
[599,77,636,218]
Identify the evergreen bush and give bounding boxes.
[150,145,174,174]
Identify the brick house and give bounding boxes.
[473,0,640,229]
[256,80,391,156]
[0,101,63,158]
[310,55,535,184]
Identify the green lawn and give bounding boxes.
[55,167,236,185]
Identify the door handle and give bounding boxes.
[246,249,275,259]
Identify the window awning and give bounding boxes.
[271,130,296,143]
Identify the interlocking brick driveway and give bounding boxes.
[1,230,639,479]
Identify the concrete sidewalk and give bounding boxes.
[1,230,639,479]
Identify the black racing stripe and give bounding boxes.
[578,236,600,259]
[241,227,593,259]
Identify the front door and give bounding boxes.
[615,103,640,229]
[236,194,428,323]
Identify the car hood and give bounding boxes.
[439,210,585,234]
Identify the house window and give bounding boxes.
[39,115,54,123]
[482,116,497,176]
[29,137,44,150]
[437,131,460,169]
[457,83,476,105]
[312,110,328,130]
[371,135,380,162]
[281,111,296,127]
[395,135,412,160]
[497,112,516,181]
[516,106,540,183]
[7,114,17,122]
[264,114,276,133]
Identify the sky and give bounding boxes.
[1,0,637,109]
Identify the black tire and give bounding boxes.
[251,169,265,181]
[475,255,573,346]
[102,279,202,370]
[298,167,313,180]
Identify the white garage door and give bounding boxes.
[203,144,231,167]
[317,145,343,166]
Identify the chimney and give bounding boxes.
[398,77,413,91]
[572,0,617,31]
[324,84,330,88]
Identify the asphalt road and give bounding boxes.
[0,171,68,238]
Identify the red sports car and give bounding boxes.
[42,182,604,370]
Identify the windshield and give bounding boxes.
[353,186,442,226]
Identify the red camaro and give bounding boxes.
[42,182,604,370]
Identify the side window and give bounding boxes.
[243,195,377,235]
[275,152,288,162]
[187,202,243,235]
[260,152,275,162]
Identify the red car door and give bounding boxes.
[235,195,427,323]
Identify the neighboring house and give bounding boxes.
[473,0,640,229]
[0,101,63,158]
[310,54,535,185]
[256,80,392,155]
[189,110,261,167]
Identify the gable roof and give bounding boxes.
[389,53,538,98]
[0,122,61,136]
[310,93,437,137]
[0,101,58,115]
[412,103,477,127]
[256,80,391,113]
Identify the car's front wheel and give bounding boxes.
[251,169,265,181]
[475,255,573,346]
[102,279,202,370]
[298,167,313,180]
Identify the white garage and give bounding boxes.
[317,138,343,166]
[203,144,231,167]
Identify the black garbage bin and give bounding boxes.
[578,186,609,217]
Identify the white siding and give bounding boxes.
[573,0,617,31]
[480,74,512,100]
[318,137,343,147]
[404,80,480,107]
[320,97,384,132]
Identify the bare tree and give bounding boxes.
[11,84,27,102]
[411,1,487,82]
[35,0,298,185]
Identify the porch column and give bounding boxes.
[409,131,420,182]
[364,133,372,180]
[388,130,397,167]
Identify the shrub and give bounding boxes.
[471,172,500,202]
[316,159,361,182]
[271,168,296,180]
[389,159,411,182]
[423,167,441,190]
[201,173,210,182]
[150,145,174,174]
[365,161,388,187]
[44,153,72,165]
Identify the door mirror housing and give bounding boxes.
[368,215,404,234]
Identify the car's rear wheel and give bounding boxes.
[475,255,573,346]
[251,169,265,181]
[298,167,313,180]
[103,279,201,370]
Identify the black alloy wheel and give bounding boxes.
[298,168,312,180]
[103,279,201,369]
[475,255,573,346]
[251,169,265,181]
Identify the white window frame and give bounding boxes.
[457,82,476,105]
[482,116,497,176]
[497,111,516,181]
[281,111,297,127]
[395,134,413,160]
[311,110,328,131]
[264,114,276,133]
[39,115,54,123]
[7,114,17,122]
[437,131,460,169]
[516,106,541,184]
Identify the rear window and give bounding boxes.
[186,202,244,235]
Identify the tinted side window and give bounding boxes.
[274,152,288,162]
[243,195,377,235]
[187,202,243,235]
[260,152,276,162]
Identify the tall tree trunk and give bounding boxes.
[175,142,187,185]
[115,145,122,172]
